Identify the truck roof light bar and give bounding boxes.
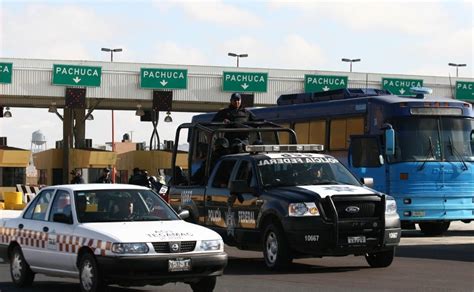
[245,144,324,153]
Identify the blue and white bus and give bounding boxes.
[194,88,474,235]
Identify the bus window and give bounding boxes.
[277,123,291,144]
[309,120,326,145]
[330,118,364,150]
[294,122,310,144]
[351,136,382,167]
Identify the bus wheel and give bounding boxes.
[419,222,450,236]
[365,247,395,268]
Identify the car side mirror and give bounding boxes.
[178,209,190,220]
[361,177,374,188]
[229,180,255,195]
[53,213,73,224]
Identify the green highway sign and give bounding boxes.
[0,62,13,84]
[140,68,187,89]
[304,75,348,93]
[382,78,423,96]
[455,81,474,100]
[52,64,101,87]
[222,71,268,92]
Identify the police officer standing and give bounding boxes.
[70,170,85,184]
[96,168,112,183]
[212,93,256,123]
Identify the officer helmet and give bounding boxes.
[230,93,241,100]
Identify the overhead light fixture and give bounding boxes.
[135,104,145,116]
[3,107,12,118]
[164,111,173,122]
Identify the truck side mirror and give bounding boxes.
[360,177,374,188]
[385,128,395,156]
[229,180,255,195]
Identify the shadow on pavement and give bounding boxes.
[402,229,474,238]
[224,257,367,275]
[396,243,474,262]
[0,282,151,292]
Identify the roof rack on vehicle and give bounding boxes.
[277,88,391,106]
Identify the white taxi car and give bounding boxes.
[0,184,227,292]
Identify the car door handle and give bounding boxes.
[43,226,49,232]
[18,224,24,230]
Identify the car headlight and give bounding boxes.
[198,239,223,251]
[385,196,398,215]
[288,202,320,217]
[111,243,149,254]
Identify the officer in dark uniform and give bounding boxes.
[96,168,112,183]
[212,93,256,144]
[70,170,85,184]
[212,93,256,123]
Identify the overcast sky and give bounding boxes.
[0,0,472,149]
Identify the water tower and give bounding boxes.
[31,130,47,153]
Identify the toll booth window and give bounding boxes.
[1,167,26,187]
[211,160,236,188]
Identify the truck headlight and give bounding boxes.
[288,202,320,217]
[385,196,397,215]
[111,243,149,254]
[198,239,223,251]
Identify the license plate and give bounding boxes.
[348,236,366,244]
[412,211,425,217]
[168,258,191,272]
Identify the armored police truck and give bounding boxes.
[168,122,401,270]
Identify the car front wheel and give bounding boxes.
[190,276,217,292]
[79,252,105,292]
[10,246,35,287]
[263,223,292,270]
[365,247,395,268]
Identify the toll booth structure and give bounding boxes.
[34,148,116,185]
[0,146,31,200]
[116,150,188,184]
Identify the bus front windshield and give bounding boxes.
[392,117,474,163]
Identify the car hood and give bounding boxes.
[264,184,377,201]
[75,220,222,243]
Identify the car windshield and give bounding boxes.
[391,117,474,162]
[74,189,179,223]
[257,154,361,187]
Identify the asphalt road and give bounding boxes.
[0,222,472,292]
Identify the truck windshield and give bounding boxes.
[257,156,361,187]
[74,189,180,223]
[392,117,474,162]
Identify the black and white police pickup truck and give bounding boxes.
[0,184,227,292]
[169,136,401,270]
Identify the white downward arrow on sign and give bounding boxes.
[73,77,81,83]
[322,86,330,91]
[399,88,405,94]
[160,80,168,86]
[241,83,249,90]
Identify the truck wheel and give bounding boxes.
[10,246,35,287]
[190,276,216,292]
[365,247,395,268]
[419,222,450,236]
[79,252,105,292]
[263,223,292,270]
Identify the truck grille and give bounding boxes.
[320,195,383,220]
[152,241,196,253]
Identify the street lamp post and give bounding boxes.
[341,58,361,72]
[228,52,248,67]
[448,63,466,78]
[101,47,122,183]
